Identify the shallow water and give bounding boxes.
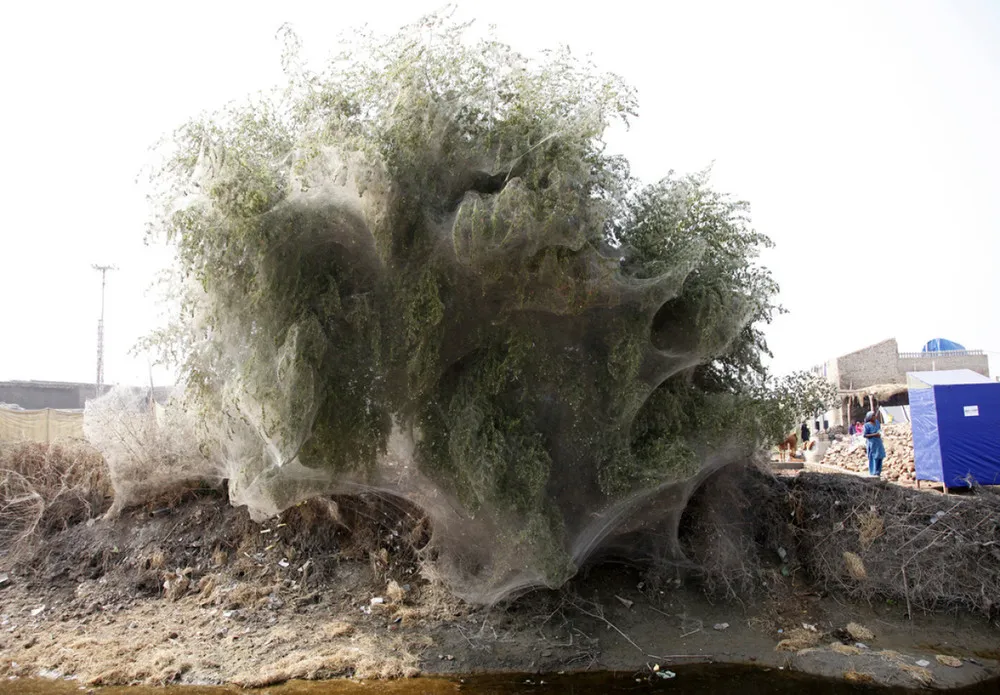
[3,667,999,695]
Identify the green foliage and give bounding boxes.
[612,168,781,393]
[144,12,784,590]
[773,370,840,429]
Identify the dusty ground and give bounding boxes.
[1,489,998,691]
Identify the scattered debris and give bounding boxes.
[712,622,729,631]
[915,659,931,667]
[370,597,385,606]
[615,595,634,609]
[30,606,45,617]
[0,573,10,590]
[649,665,675,679]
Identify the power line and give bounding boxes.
[92,264,117,393]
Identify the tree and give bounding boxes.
[140,12,783,601]
[775,371,840,429]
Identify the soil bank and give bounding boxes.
[1,493,998,691]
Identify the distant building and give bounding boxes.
[0,380,172,411]
[810,338,990,428]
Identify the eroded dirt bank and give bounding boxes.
[1,481,999,691]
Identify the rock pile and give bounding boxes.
[821,424,916,482]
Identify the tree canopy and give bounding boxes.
[775,371,840,426]
[144,13,784,601]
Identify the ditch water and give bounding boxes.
[3,666,999,695]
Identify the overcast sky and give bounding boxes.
[2,0,998,385]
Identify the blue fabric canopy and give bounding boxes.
[908,370,1000,487]
[921,338,966,352]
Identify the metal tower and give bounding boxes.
[92,264,117,392]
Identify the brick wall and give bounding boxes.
[835,339,901,389]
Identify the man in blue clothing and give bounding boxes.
[863,411,886,477]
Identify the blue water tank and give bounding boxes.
[922,338,966,353]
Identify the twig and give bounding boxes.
[901,565,913,620]
[573,603,645,654]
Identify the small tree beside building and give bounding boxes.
[775,370,839,431]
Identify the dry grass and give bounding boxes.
[148,549,167,570]
[856,510,885,550]
[232,636,420,687]
[320,621,355,638]
[387,579,407,603]
[846,622,874,642]
[668,463,795,601]
[936,654,962,668]
[0,440,110,560]
[898,663,935,686]
[842,552,867,580]
[788,472,1000,617]
[774,628,821,652]
[222,581,270,609]
[830,643,862,656]
[843,670,875,684]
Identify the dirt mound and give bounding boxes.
[0,489,455,686]
[822,424,915,482]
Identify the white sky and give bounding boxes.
[2,0,998,385]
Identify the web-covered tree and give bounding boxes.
[140,13,782,601]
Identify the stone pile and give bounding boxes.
[821,424,916,482]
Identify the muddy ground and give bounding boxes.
[1,484,998,691]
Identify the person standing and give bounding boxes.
[863,411,885,477]
[800,422,810,447]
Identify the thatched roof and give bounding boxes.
[839,383,909,401]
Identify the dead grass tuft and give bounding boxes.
[844,670,875,684]
[846,622,874,642]
[830,643,862,656]
[162,568,193,601]
[842,552,867,580]
[857,510,884,550]
[148,549,167,570]
[387,579,407,603]
[899,663,935,686]
[775,628,821,652]
[232,636,419,687]
[320,621,354,638]
[936,654,962,668]
[0,440,110,561]
[223,582,269,609]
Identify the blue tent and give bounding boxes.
[907,369,1000,487]
[921,338,966,352]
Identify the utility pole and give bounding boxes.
[92,264,117,394]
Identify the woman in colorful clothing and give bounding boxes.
[863,411,885,477]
